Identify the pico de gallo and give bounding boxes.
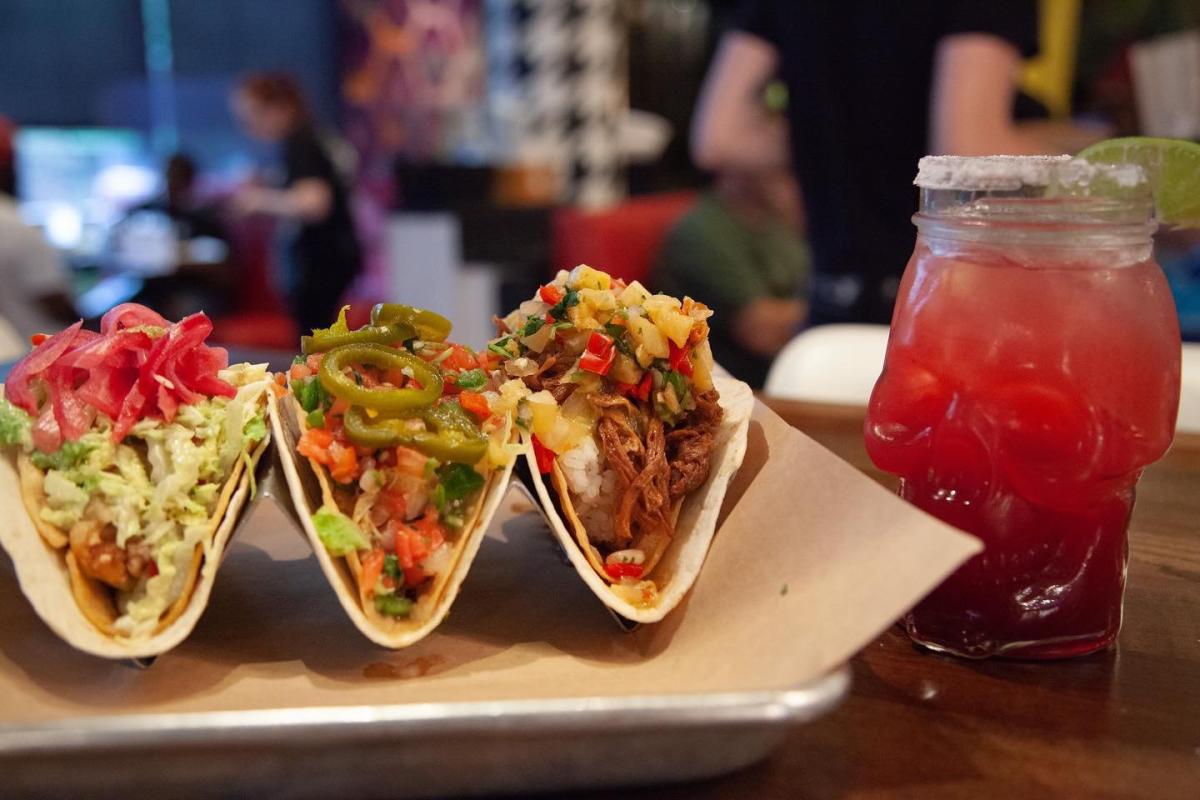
[285,304,517,620]
[0,303,271,637]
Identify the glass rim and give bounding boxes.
[914,154,1147,192]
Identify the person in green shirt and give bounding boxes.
[653,170,809,388]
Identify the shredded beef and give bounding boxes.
[666,389,723,499]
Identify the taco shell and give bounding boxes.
[0,385,270,659]
[523,372,754,623]
[268,389,515,649]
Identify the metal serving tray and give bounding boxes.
[0,443,854,798]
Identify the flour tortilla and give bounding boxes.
[523,372,754,623]
[268,389,515,649]
[0,385,271,659]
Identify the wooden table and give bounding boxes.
[594,399,1200,800]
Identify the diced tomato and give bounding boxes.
[306,354,323,372]
[532,435,555,474]
[384,368,405,388]
[403,566,426,587]
[30,333,49,346]
[328,397,351,417]
[394,446,428,477]
[442,371,461,394]
[668,341,693,377]
[297,427,334,463]
[539,284,564,305]
[441,344,478,372]
[328,442,358,484]
[414,512,445,551]
[361,549,386,594]
[146,560,159,578]
[458,390,491,420]
[378,488,407,520]
[477,350,500,372]
[408,529,429,562]
[289,363,312,380]
[604,563,645,580]
[394,524,414,569]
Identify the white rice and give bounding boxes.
[558,436,620,545]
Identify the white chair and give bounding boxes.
[1179,343,1200,434]
[764,324,890,406]
[765,326,1199,436]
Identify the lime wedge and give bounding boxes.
[1077,137,1200,226]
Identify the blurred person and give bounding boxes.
[230,73,362,334]
[0,116,70,347]
[132,153,225,242]
[693,2,1049,325]
[116,153,234,319]
[653,170,809,388]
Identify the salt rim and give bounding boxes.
[915,155,1146,191]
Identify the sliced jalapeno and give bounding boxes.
[343,403,488,463]
[317,344,441,411]
[370,303,452,343]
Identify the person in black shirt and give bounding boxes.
[231,73,362,333]
[692,2,1045,325]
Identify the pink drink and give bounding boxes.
[865,157,1181,658]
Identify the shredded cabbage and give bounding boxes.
[14,363,272,637]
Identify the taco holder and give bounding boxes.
[0,399,981,797]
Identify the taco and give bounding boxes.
[0,304,271,659]
[269,304,518,648]
[488,266,754,623]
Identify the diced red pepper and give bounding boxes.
[539,284,564,305]
[615,372,652,402]
[580,331,615,376]
[29,333,49,346]
[579,348,615,376]
[531,435,555,474]
[668,341,693,377]
[586,331,613,355]
[604,563,645,580]
[458,390,491,420]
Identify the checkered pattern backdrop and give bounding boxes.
[494,0,628,208]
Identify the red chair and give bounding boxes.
[551,191,696,287]
[210,215,298,349]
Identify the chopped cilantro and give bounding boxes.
[455,368,488,390]
[548,289,580,321]
[520,316,545,337]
